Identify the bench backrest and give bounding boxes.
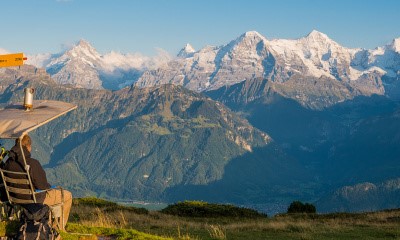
[0,168,37,204]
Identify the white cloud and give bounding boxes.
[101,48,172,73]
[0,48,10,54]
[150,48,172,68]
[60,41,76,52]
[26,53,53,68]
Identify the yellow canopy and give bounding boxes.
[0,100,77,139]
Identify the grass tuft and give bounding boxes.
[207,224,226,239]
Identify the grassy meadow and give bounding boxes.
[1,198,400,239]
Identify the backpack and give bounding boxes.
[16,204,59,240]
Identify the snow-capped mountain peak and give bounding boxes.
[225,30,268,55]
[183,43,195,53]
[177,43,196,58]
[66,39,101,61]
[242,30,264,39]
[235,31,267,44]
[76,39,93,48]
[307,30,330,40]
[390,38,400,53]
[302,30,338,47]
[267,30,355,81]
[44,39,104,89]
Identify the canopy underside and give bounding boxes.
[0,100,77,139]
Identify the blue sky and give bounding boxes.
[1,0,399,56]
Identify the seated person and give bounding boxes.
[3,134,72,230]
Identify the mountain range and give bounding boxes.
[25,30,400,108]
[1,30,400,214]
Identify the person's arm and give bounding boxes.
[29,159,51,190]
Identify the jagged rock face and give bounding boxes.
[206,75,384,110]
[46,40,104,89]
[367,40,400,99]
[177,43,196,58]
[137,45,219,92]
[268,30,356,81]
[137,32,275,92]
[210,32,274,89]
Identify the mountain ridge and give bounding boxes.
[316,178,400,212]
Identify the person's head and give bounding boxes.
[15,134,32,152]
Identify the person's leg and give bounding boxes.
[61,190,72,229]
[43,188,73,231]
